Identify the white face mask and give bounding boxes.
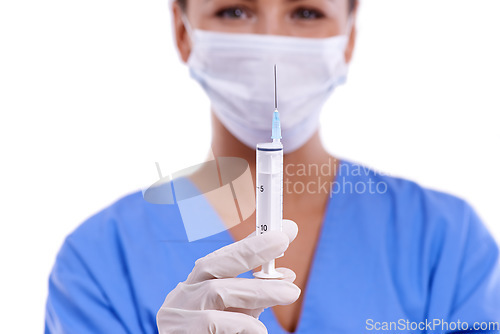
[183,16,351,153]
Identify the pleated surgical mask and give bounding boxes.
[182,15,351,153]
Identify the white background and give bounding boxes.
[1,0,499,332]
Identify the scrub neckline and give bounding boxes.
[220,158,352,334]
[181,157,353,333]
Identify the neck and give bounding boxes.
[208,111,339,209]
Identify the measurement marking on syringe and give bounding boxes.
[254,64,284,279]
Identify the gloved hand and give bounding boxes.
[157,219,300,334]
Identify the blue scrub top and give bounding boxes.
[45,159,500,333]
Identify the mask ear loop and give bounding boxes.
[181,14,194,47]
[345,14,355,38]
[339,14,355,65]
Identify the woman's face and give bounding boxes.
[173,0,357,63]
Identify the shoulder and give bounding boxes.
[337,158,474,229]
[68,191,143,241]
[47,190,184,333]
[334,158,496,269]
[63,187,184,260]
[336,160,500,317]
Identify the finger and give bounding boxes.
[157,308,268,334]
[282,219,298,243]
[275,267,297,283]
[225,268,297,318]
[225,307,264,319]
[167,278,300,310]
[187,231,289,284]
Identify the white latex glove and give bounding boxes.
[157,219,300,334]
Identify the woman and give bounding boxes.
[45,0,500,333]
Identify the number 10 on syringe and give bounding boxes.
[254,65,284,279]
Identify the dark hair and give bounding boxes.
[177,0,357,14]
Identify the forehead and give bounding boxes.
[189,0,348,8]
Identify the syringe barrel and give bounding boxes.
[256,142,283,244]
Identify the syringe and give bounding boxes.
[254,65,284,279]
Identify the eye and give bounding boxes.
[215,7,251,19]
[291,7,325,20]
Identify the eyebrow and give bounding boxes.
[205,0,256,2]
[205,0,335,2]
[285,0,336,3]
